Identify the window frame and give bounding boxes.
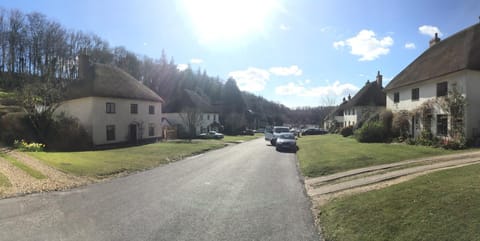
[148,123,155,137]
[106,102,116,114]
[437,82,448,97]
[411,88,419,101]
[393,92,400,103]
[106,125,116,141]
[148,105,155,115]
[436,114,448,136]
[130,103,138,114]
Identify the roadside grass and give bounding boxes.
[0,171,11,187]
[0,153,47,179]
[29,140,225,177]
[297,134,453,177]
[223,133,262,143]
[320,163,480,241]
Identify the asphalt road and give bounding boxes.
[0,138,320,241]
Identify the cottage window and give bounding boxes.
[213,115,216,121]
[106,125,116,141]
[148,123,155,137]
[106,102,116,113]
[411,88,419,101]
[149,105,155,114]
[393,92,400,103]
[352,109,356,115]
[437,115,448,136]
[207,114,210,120]
[130,104,138,114]
[437,82,448,97]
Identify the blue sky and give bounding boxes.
[2,0,480,107]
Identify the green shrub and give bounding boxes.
[392,111,410,140]
[13,139,45,152]
[0,112,35,145]
[340,126,354,137]
[354,121,389,143]
[45,113,92,151]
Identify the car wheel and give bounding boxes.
[276,146,280,151]
[270,139,276,146]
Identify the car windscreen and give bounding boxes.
[274,127,290,133]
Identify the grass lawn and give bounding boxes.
[223,133,262,143]
[0,171,11,187]
[0,153,46,179]
[29,140,225,177]
[320,163,480,241]
[297,134,453,177]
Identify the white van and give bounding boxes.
[265,126,290,145]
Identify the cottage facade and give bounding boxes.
[385,23,480,139]
[324,72,386,130]
[56,54,164,146]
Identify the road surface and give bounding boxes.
[0,138,320,241]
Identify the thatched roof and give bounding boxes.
[163,89,215,113]
[67,61,164,102]
[385,23,480,91]
[325,81,385,120]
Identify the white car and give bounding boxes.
[265,126,290,146]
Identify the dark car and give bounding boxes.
[275,133,298,152]
[242,129,255,136]
[302,128,328,136]
[199,131,224,139]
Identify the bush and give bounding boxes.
[440,137,467,150]
[340,126,354,137]
[354,121,389,143]
[0,112,35,145]
[44,113,92,151]
[14,139,45,152]
[392,111,410,140]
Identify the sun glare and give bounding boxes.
[181,0,280,44]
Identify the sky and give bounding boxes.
[2,0,480,108]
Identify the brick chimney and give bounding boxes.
[429,33,441,47]
[376,71,383,87]
[78,49,92,80]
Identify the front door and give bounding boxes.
[129,124,137,144]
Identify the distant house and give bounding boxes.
[55,54,164,146]
[385,23,480,139]
[324,71,386,130]
[163,89,221,136]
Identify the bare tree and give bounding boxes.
[179,107,202,141]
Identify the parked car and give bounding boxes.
[265,126,291,146]
[275,133,298,152]
[302,128,328,135]
[255,128,265,133]
[242,129,255,136]
[199,131,224,139]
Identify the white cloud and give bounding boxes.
[280,24,290,31]
[333,30,394,61]
[333,41,345,49]
[275,80,359,97]
[275,82,305,95]
[228,67,270,92]
[190,58,204,64]
[404,42,416,49]
[177,64,188,71]
[269,65,303,76]
[418,25,443,38]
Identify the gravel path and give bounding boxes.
[0,150,90,199]
[305,151,480,206]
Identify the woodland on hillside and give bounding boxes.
[0,8,330,135]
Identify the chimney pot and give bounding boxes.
[376,71,383,87]
[429,32,441,47]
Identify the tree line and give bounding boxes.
[0,7,328,135]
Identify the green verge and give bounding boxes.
[320,163,480,241]
[0,153,46,179]
[297,134,453,177]
[222,133,262,143]
[0,171,11,187]
[29,140,224,177]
